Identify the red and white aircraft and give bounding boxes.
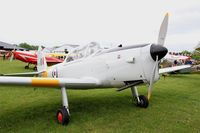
[11,50,63,70]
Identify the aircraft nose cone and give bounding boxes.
[150,44,168,61]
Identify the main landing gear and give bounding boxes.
[56,86,148,125]
[56,86,70,125]
[24,63,37,71]
[131,86,149,108]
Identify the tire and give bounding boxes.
[56,107,70,125]
[137,95,149,108]
[25,66,29,69]
[33,66,37,71]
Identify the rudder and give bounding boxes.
[37,46,47,72]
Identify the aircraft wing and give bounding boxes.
[0,71,44,77]
[0,77,100,89]
[159,65,191,74]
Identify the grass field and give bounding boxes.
[0,59,200,133]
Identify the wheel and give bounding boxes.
[25,66,29,69]
[56,107,70,125]
[137,95,149,108]
[33,66,37,71]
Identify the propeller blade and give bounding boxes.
[147,56,159,100]
[157,13,169,46]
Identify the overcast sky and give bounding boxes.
[0,0,199,51]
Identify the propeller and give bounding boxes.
[147,13,169,100]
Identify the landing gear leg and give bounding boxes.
[56,86,70,125]
[131,86,149,108]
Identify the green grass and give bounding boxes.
[0,59,200,133]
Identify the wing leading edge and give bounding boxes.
[0,77,100,89]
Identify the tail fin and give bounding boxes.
[37,46,47,72]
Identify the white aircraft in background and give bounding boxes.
[165,54,189,61]
[160,53,191,71]
[0,13,190,125]
[164,53,190,65]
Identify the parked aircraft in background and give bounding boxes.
[161,53,191,68]
[0,50,11,59]
[0,13,191,125]
[165,53,190,61]
[10,50,63,70]
[47,53,68,60]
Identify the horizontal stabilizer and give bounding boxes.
[0,71,44,77]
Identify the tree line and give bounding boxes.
[18,43,39,50]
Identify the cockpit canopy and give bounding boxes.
[65,42,104,62]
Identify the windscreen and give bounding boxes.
[65,42,102,62]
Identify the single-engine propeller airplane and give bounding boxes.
[0,13,191,125]
[10,50,63,70]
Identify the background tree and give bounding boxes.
[191,51,200,60]
[180,50,191,55]
[179,50,200,60]
[19,43,39,50]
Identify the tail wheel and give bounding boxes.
[56,107,70,125]
[25,66,29,69]
[137,95,149,108]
